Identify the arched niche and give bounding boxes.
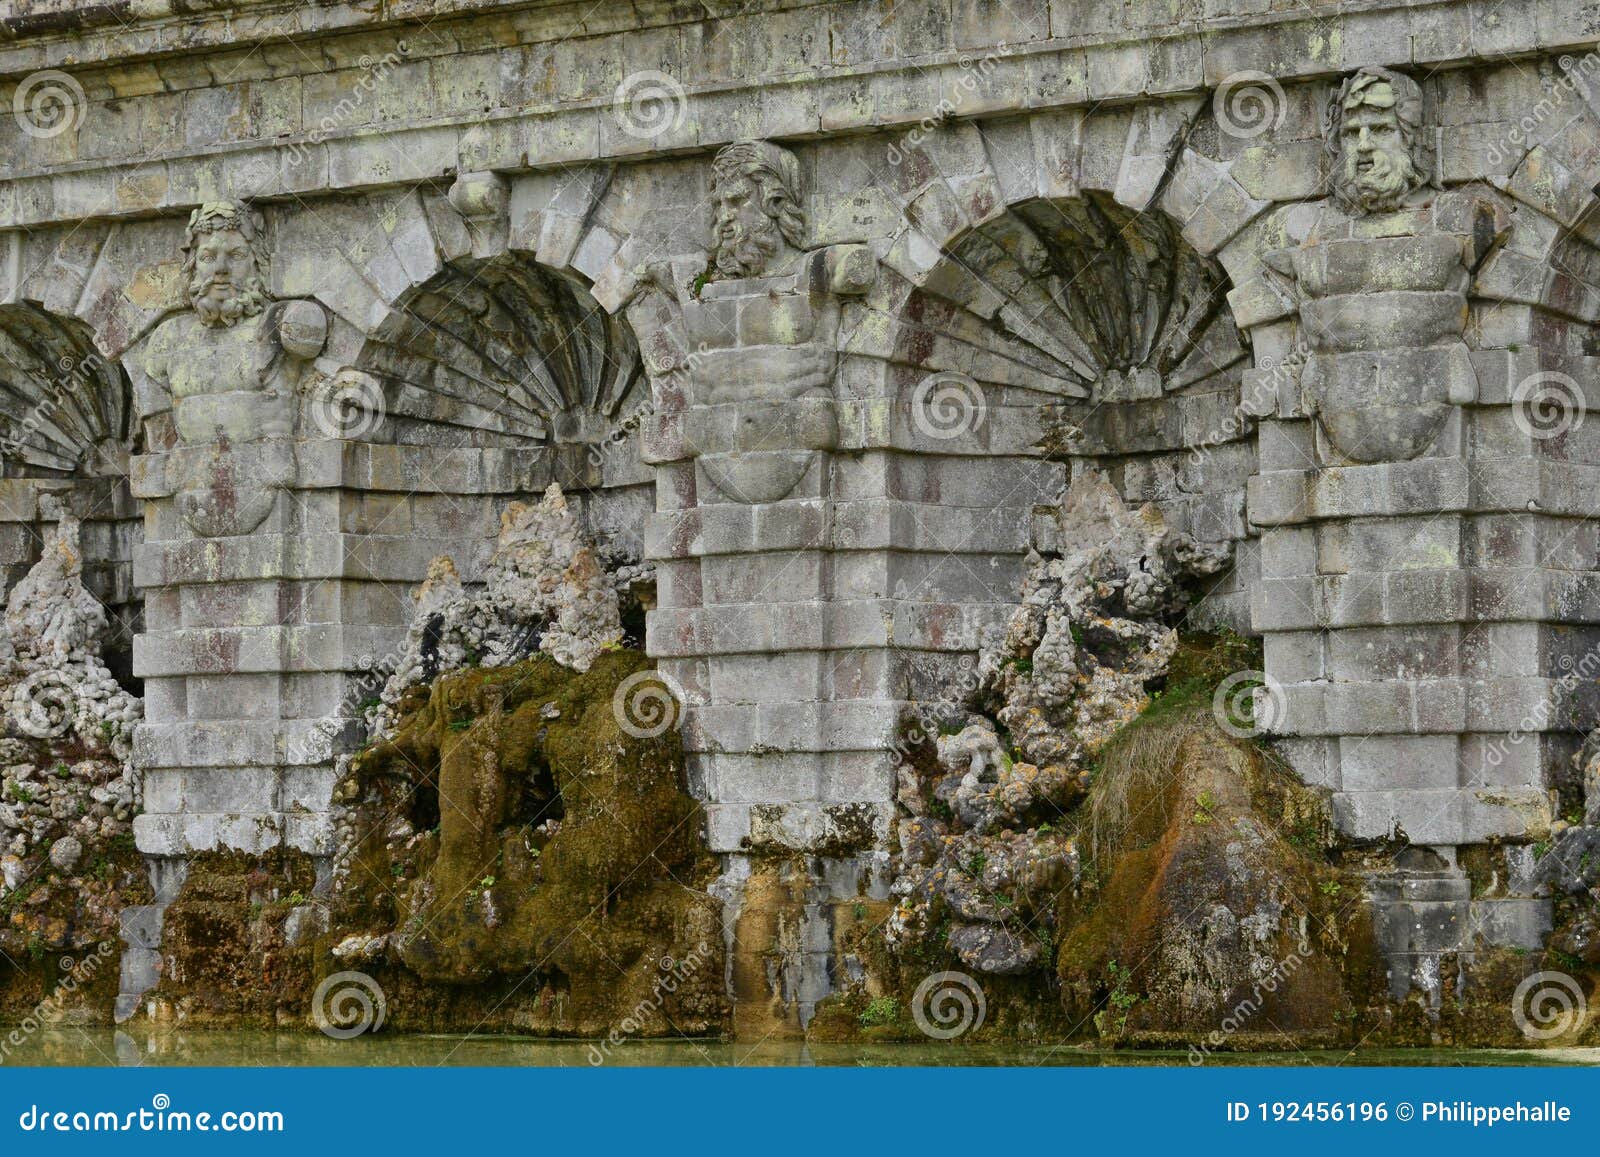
[0,303,142,683]
[354,251,642,449]
[878,192,1256,631]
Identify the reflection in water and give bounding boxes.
[2,1029,1595,1068]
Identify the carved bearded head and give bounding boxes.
[1326,68,1430,215]
[709,140,808,278]
[183,201,271,327]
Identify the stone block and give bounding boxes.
[1337,735,1460,792]
[118,905,164,951]
[1469,899,1553,948]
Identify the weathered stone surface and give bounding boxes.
[2,2,1598,1038]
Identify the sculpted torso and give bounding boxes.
[139,202,326,536]
[146,311,292,445]
[1265,68,1502,464]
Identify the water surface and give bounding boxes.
[5,1029,1596,1068]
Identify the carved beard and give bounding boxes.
[189,276,267,327]
[1337,143,1423,214]
[712,212,785,278]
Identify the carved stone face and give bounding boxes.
[711,173,791,278]
[1330,76,1426,214]
[187,226,266,327]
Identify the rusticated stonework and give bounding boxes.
[2,0,1599,1034]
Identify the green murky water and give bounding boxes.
[4,1029,1597,1067]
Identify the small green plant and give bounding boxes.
[10,784,34,804]
[1319,879,1341,897]
[1549,948,1584,972]
[285,890,307,906]
[53,762,70,778]
[1105,959,1140,1034]
[858,996,899,1028]
[852,903,868,920]
[448,718,473,732]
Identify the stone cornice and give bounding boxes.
[0,0,1585,231]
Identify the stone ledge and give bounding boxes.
[133,534,481,587]
[132,718,362,768]
[1331,786,1552,845]
[4,5,1587,229]
[132,810,334,856]
[646,599,1010,657]
[1267,676,1594,737]
[131,624,405,676]
[682,699,906,755]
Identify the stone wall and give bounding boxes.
[3,0,1600,1022]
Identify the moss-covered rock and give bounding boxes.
[1055,707,1373,1048]
[330,649,727,1036]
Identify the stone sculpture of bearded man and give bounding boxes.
[1325,66,1430,216]
[142,199,328,537]
[709,139,808,279]
[184,201,273,327]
